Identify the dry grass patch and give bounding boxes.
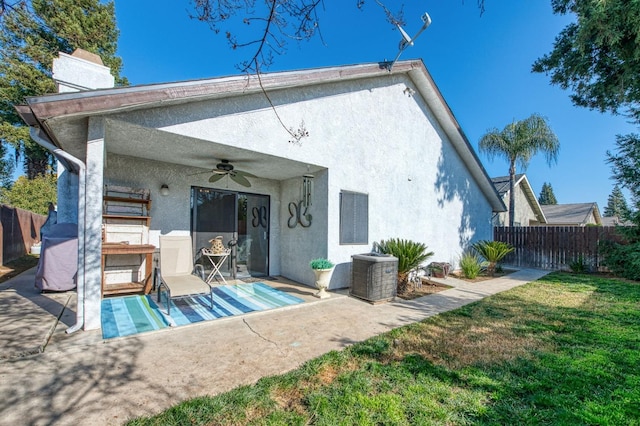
[315,363,341,385]
[387,317,550,369]
[270,386,306,415]
[312,358,360,386]
[240,405,272,425]
[269,358,361,415]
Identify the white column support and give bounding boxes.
[57,160,79,224]
[83,117,105,330]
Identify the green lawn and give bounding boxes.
[129,272,640,425]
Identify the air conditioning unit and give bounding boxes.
[350,253,398,303]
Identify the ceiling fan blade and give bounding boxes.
[230,173,252,187]
[234,169,257,178]
[188,170,212,176]
[208,173,226,183]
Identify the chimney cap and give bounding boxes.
[71,48,104,66]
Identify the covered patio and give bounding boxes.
[0,268,339,357]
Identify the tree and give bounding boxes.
[0,141,13,187]
[0,173,56,215]
[604,184,630,218]
[533,1,640,279]
[607,133,640,208]
[532,0,640,121]
[479,114,560,227]
[601,134,640,280]
[0,0,127,178]
[538,182,557,205]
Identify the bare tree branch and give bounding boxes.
[0,0,27,19]
[189,1,409,143]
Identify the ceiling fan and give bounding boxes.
[206,159,256,187]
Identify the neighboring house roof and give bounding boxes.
[541,203,602,226]
[16,60,506,212]
[601,216,633,226]
[491,174,547,224]
[491,174,524,197]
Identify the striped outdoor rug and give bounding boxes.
[101,295,170,339]
[101,282,305,339]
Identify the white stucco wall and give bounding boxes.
[56,164,79,224]
[104,154,283,276]
[104,74,493,289]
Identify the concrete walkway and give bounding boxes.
[0,267,548,426]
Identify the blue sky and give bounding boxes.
[114,1,637,210]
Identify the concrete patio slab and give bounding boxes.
[0,268,71,360]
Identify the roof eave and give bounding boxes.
[520,175,547,223]
[24,62,418,121]
[21,59,505,211]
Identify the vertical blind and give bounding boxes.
[340,191,368,244]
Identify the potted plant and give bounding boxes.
[309,258,334,299]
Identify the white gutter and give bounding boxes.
[29,127,87,334]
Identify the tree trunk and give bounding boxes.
[509,161,516,227]
[397,272,410,295]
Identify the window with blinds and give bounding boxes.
[340,191,368,244]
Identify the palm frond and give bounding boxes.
[471,240,514,263]
[374,238,434,274]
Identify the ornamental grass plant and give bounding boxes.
[459,251,483,279]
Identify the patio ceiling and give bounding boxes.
[105,119,323,182]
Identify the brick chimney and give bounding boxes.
[52,48,115,92]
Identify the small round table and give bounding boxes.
[201,248,231,284]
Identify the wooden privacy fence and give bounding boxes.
[494,226,623,271]
[0,205,47,266]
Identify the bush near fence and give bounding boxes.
[494,226,625,272]
[0,205,47,266]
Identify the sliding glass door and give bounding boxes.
[238,193,269,277]
[191,187,269,279]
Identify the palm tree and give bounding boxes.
[480,114,559,227]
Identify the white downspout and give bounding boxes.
[29,127,87,333]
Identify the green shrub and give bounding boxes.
[471,240,514,276]
[374,238,434,294]
[459,251,483,279]
[569,256,590,273]
[601,240,640,281]
[309,258,334,270]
